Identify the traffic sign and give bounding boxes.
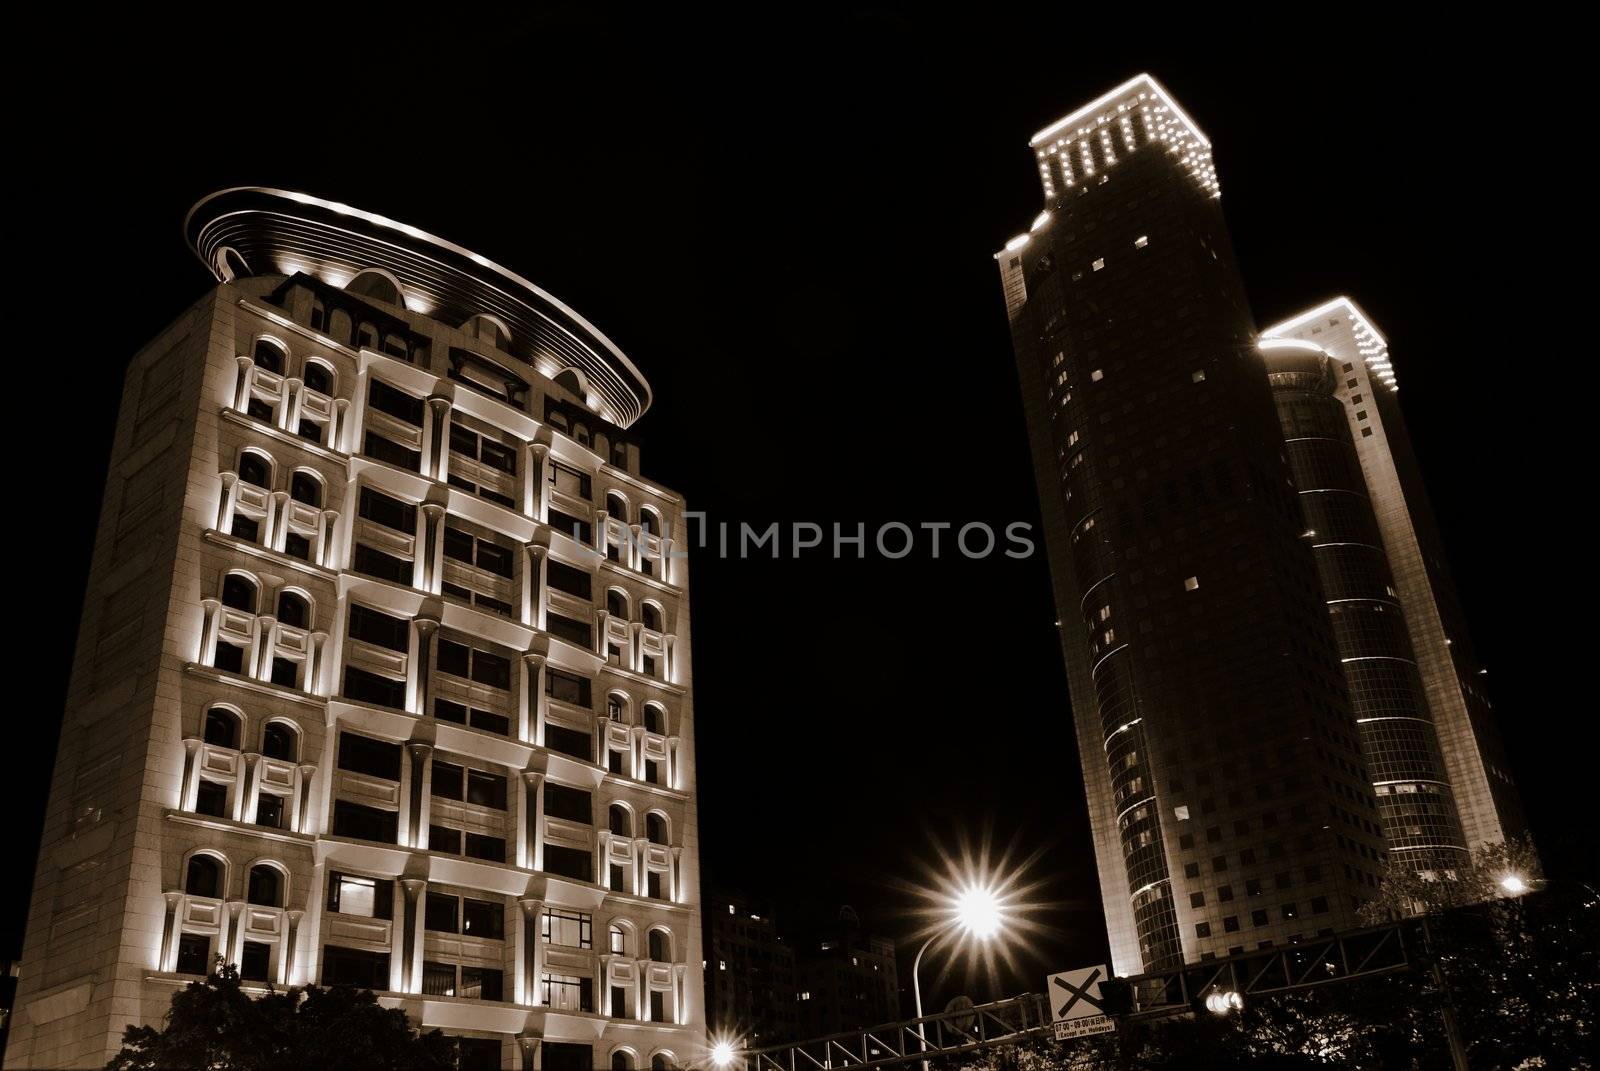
[1047,964,1117,1040]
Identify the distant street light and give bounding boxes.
[1499,873,1529,896]
[1204,990,1244,1016]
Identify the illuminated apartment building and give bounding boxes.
[8,188,704,1070]
[1262,301,1525,857]
[997,77,1388,975]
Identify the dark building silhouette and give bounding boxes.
[793,907,899,1039]
[997,75,1388,974]
[703,888,797,1047]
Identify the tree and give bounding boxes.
[107,962,457,1071]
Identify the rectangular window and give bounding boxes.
[429,825,462,854]
[542,844,593,883]
[460,966,503,1002]
[425,893,460,934]
[327,872,392,919]
[544,783,592,824]
[240,941,271,982]
[352,544,412,584]
[363,432,421,472]
[332,800,399,844]
[213,642,246,675]
[546,560,593,599]
[176,934,210,975]
[368,380,424,425]
[544,723,593,763]
[195,780,229,818]
[547,613,592,649]
[422,960,456,997]
[467,770,508,810]
[431,761,465,800]
[338,732,402,780]
[462,898,504,939]
[322,945,391,989]
[230,513,261,542]
[541,975,593,1013]
[343,666,406,709]
[254,794,285,829]
[549,462,592,499]
[358,487,417,533]
[464,833,506,863]
[650,990,666,1021]
[547,507,592,544]
[545,669,590,707]
[349,606,410,652]
[541,908,593,949]
[285,532,311,560]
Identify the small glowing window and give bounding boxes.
[1092,258,1106,271]
[1134,235,1149,248]
[1184,576,1200,591]
[1192,370,1206,383]
[1091,369,1104,382]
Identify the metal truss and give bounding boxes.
[734,921,1418,1069]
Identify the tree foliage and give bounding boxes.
[107,962,457,1071]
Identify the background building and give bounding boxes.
[1262,302,1527,853]
[997,76,1389,974]
[702,888,797,1047]
[792,907,899,1040]
[7,189,705,1070]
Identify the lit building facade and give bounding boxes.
[997,77,1388,975]
[1261,301,1526,854]
[8,189,705,1070]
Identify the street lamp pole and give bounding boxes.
[911,931,944,1071]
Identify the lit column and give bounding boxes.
[282,376,304,435]
[411,617,439,717]
[318,509,340,568]
[216,473,240,533]
[426,398,452,483]
[670,846,684,903]
[231,753,250,822]
[282,909,303,985]
[518,897,543,1006]
[521,545,546,629]
[198,599,222,666]
[523,771,545,871]
[407,743,433,850]
[331,397,351,452]
[306,632,328,695]
[264,491,288,550]
[526,444,550,522]
[233,356,254,411]
[240,754,262,825]
[522,654,546,746]
[291,764,318,834]
[254,614,279,684]
[399,879,427,993]
[180,739,203,811]
[159,892,183,971]
[515,1034,539,1071]
[419,504,446,593]
[596,608,611,661]
[215,902,233,973]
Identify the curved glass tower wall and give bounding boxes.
[1264,342,1469,876]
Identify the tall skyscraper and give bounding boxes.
[702,888,798,1047]
[1261,301,1526,854]
[997,77,1389,975]
[9,188,705,1070]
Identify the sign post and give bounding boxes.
[1047,964,1117,1041]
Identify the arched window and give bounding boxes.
[247,864,283,907]
[464,313,512,350]
[607,589,628,619]
[262,723,297,762]
[328,309,353,346]
[607,492,628,519]
[346,269,405,308]
[642,603,663,632]
[290,471,322,507]
[612,440,629,468]
[648,929,669,963]
[651,1052,675,1069]
[237,451,272,489]
[639,507,661,536]
[609,804,631,836]
[302,361,333,395]
[204,707,240,749]
[643,704,665,736]
[612,1052,634,1071]
[554,369,584,396]
[573,422,591,448]
[606,693,626,722]
[221,573,258,612]
[252,338,286,374]
[646,813,668,846]
[608,924,628,954]
[185,854,223,898]
[276,591,310,629]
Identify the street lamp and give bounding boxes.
[1499,873,1529,896]
[912,881,1007,1071]
[1204,990,1244,1016]
[709,1039,736,1069]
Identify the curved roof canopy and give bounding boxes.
[186,187,652,427]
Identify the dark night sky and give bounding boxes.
[10,8,1591,1015]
